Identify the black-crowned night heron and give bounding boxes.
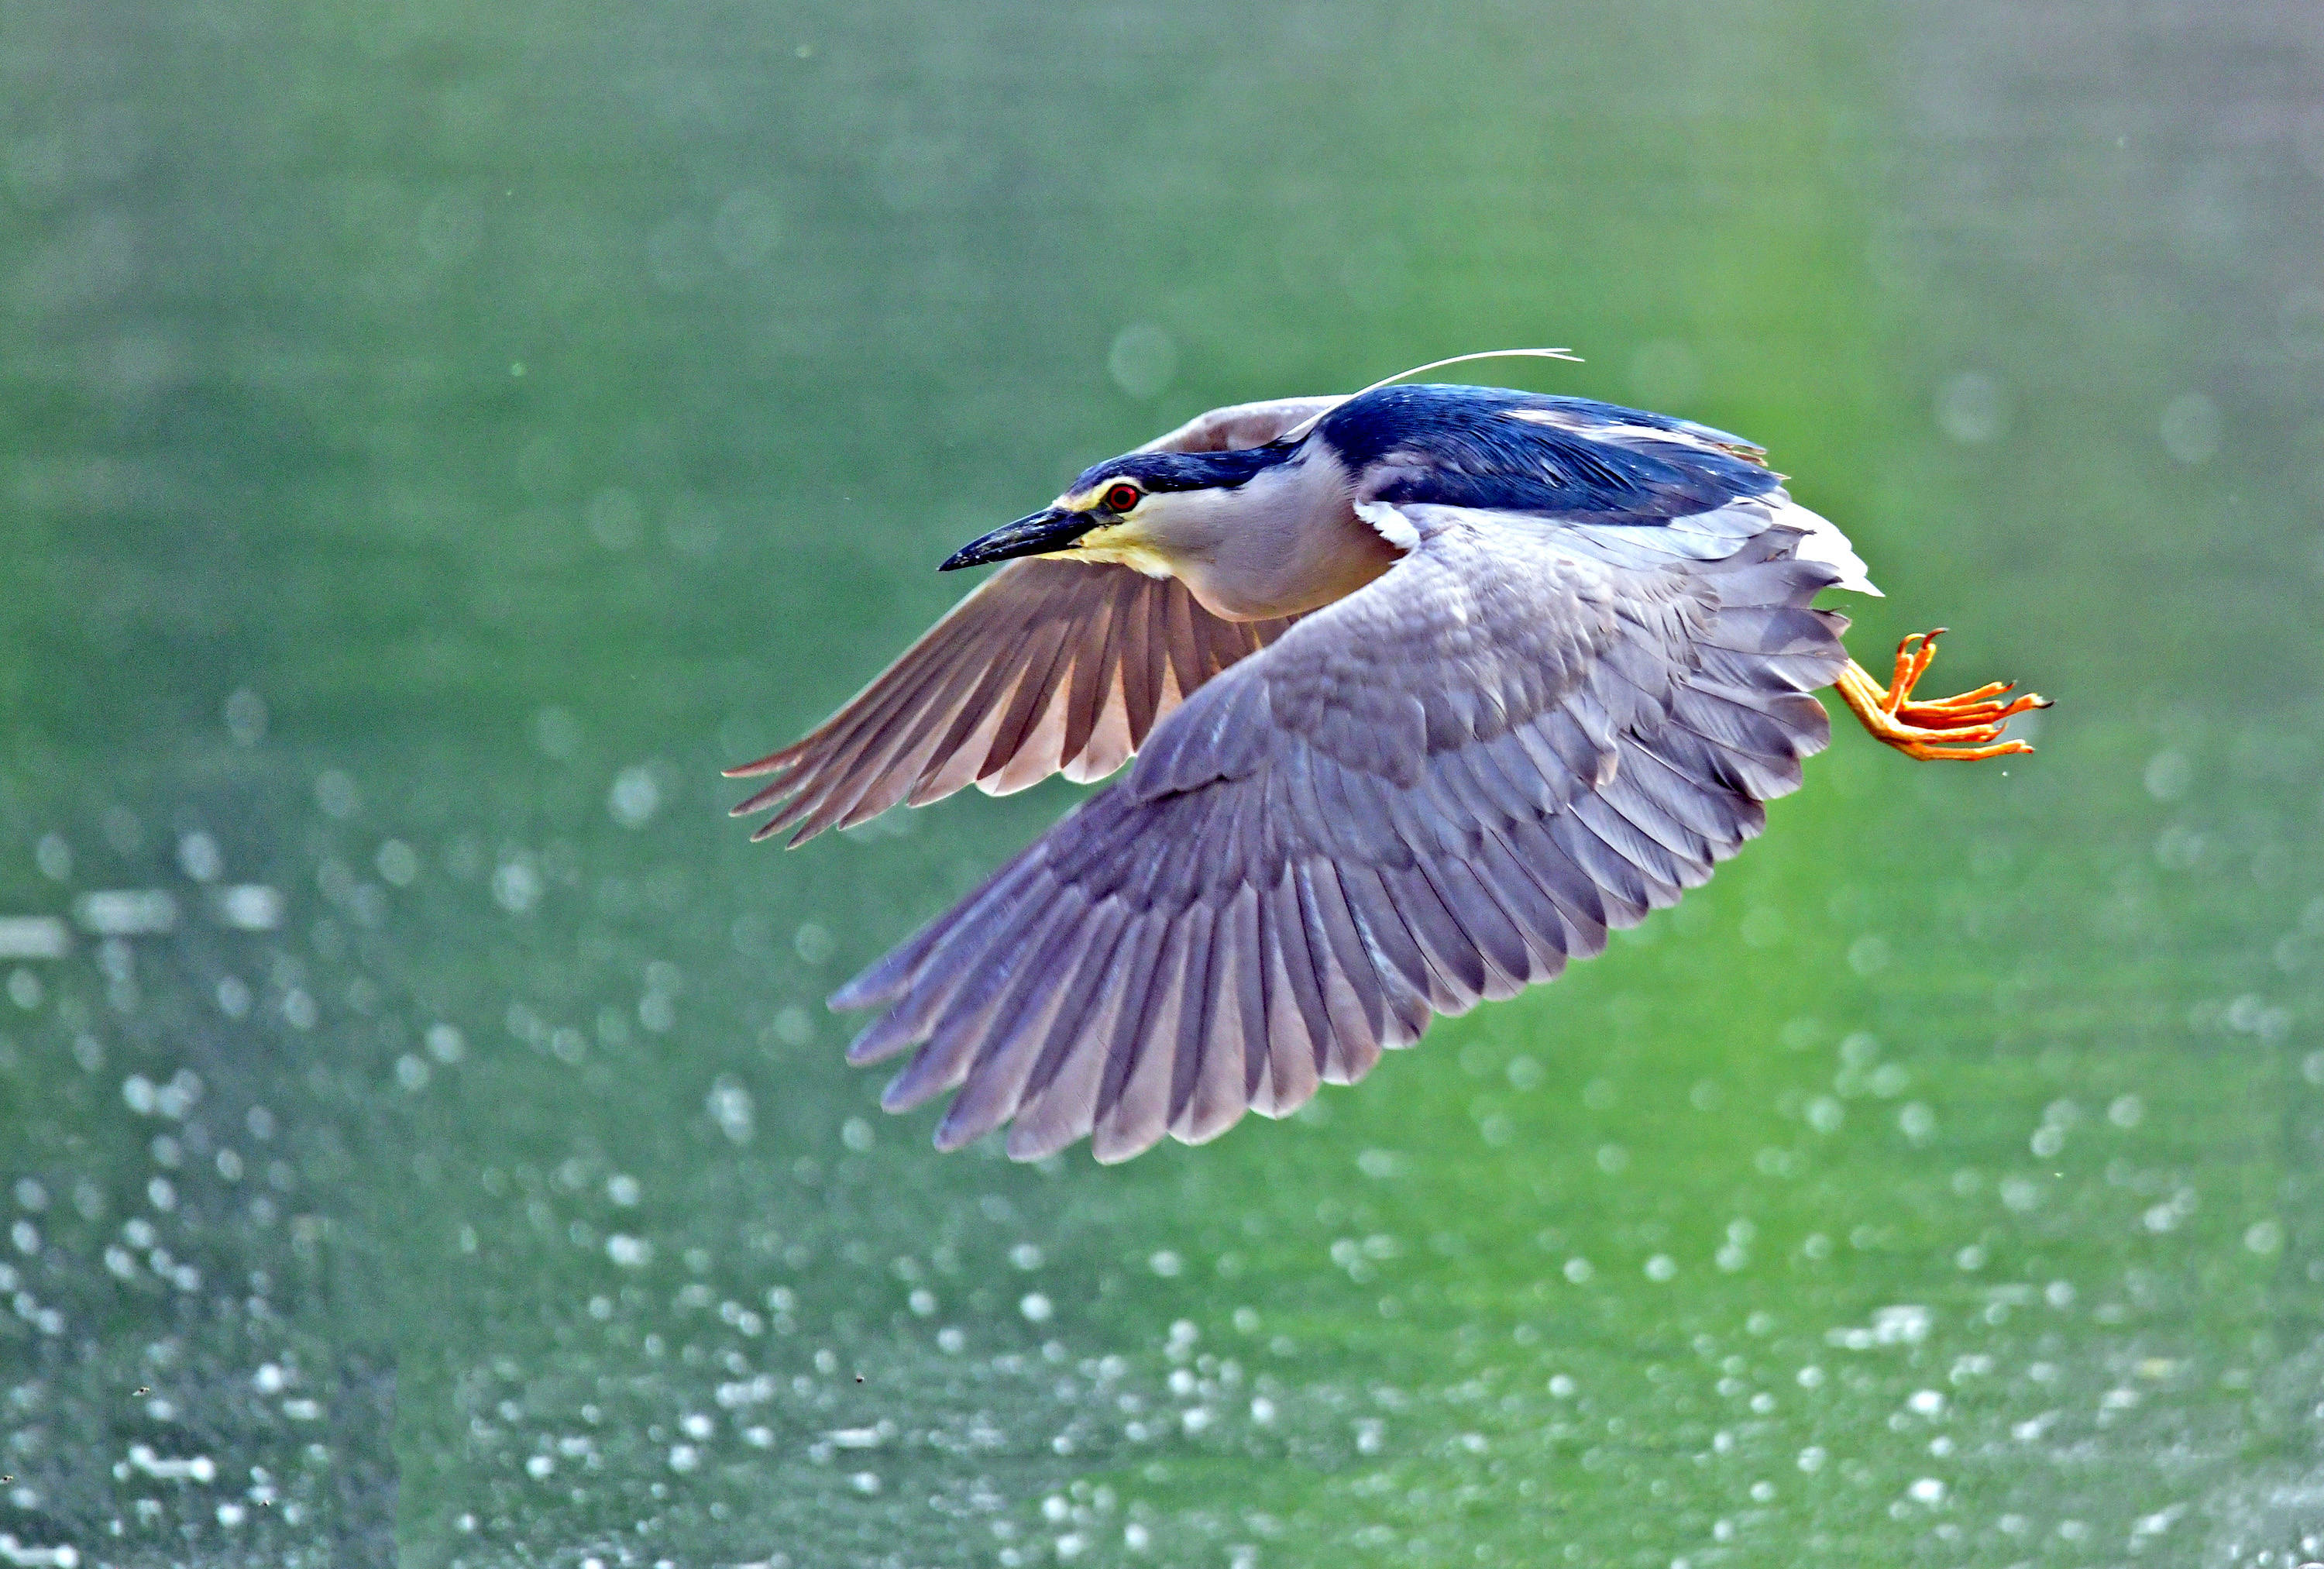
[730,352,2047,1163]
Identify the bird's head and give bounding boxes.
[938,445,1299,576]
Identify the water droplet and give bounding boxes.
[710,1079,756,1144]
[713,189,782,267]
[315,772,359,820]
[2159,393,2221,464]
[1106,324,1177,401]
[608,765,662,828]
[1935,372,2009,444]
[586,489,644,549]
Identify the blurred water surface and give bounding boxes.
[4,2,2323,1565]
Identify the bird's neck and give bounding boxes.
[1166,446,1398,622]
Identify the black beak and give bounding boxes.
[938,506,1099,572]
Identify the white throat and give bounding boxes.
[1060,449,1388,621]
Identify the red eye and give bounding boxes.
[1102,483,1140,513]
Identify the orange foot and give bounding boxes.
[1833,628,2051,762]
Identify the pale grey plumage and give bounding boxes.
[729,370,1913,1164]
[824,509,1843,1162]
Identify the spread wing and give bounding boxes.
[727,397,1341,845]
[831,504,1851,1162]
[727,561,1301,845]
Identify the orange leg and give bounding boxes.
[1834,628,2051,762]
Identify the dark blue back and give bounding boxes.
[1316,384,1779,525]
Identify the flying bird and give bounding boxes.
[729,352,2047,1163]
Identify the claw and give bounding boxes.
[1834,628,2047,763]
[1883,629,1948,716]
[1889,736,2035,762]
[1899,677,2013,716]
[1899,687,2047,728]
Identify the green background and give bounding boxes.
[3,2,2322,1564]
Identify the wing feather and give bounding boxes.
[1167,901,1232,1137]
[1382,862,1488,1010]
[1263,872,1333,1104]
[934,900,1128,1151]
[1429,857,1537,994]
[1088,915,1184,1164]
[1222,887,1270,1104]
[1164,893,1253,1144]
[1336,864,1440,1031]
[1301,861,1386,1083]
[1501,814,1618,948]
[730,561,1299,845]
[1470,828,1573,980]
[1059,590,1126,766]
[976,613,1078,786]
[878,888,1088,1106]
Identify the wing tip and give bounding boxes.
[741,811,829,847]
[931,1110,989,1154]
[722,746,803,779]
[826,975,889,1013]
[878,1074,929,1113]
[844,1010,917,1066]
[731,775,803,823]
[1003,1123,1077,1163]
